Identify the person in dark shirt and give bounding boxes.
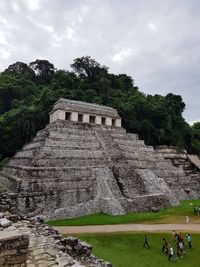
[143,234,150,248]
[162,238,169,255]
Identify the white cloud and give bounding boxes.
[0,31,7,45]
[188,119,200,126]
[12,2,20,12]
[147,22,157,32]
[66,27,74,40]
[0,0,199,123]
[112,48,133,62]
[26,0,41,11]
[1,48,10,59]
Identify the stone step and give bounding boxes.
[104,127,126,134]
[31,136,46,142]
[48,125,95,133]
[8,157,108,167]
[3,165,95,179]
[35,129,48,137]
[38,148,104,158]
[114,139,145,146]
[49,120,126,132]
[14,150,35,158]
[22,141,43,151]
[0,173,21,192]
[154,169,184,178]
[120,147,156,155]
[121,193,173,213]
[7,157,32,167]
[14,148,105,159]
[44,139,101,149]
[127,159,179,170]
[111,133,138,140]
[20,178,96,192]
[48,131,96,141]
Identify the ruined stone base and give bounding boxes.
[0,232,29,267]
[0,211,112,267]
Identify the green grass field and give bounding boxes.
[47,199,200,226]
[74,232,200,267]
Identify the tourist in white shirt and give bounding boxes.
[168,245,177,261]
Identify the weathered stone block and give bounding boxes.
[0,218,12,228]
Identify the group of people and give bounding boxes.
[143,231,192,262]
[167,231,192,261]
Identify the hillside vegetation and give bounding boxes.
[0,56,200,162]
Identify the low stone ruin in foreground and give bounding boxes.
[0,210,111,267]
[0,98,199,219]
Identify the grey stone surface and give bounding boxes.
[0,227,29,267]
[154,146,200,198]
[0,218,12,227]
[0,100,199,219]
[51,98,120,118]
[0,211,111,267]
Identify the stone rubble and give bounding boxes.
[0,211,112,267]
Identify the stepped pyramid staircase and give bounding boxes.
[0,120,197,219]
[155,146,200,198]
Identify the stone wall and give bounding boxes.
[0,210,112,267]
[0,232,29,267]
[49,98,121,126]
[154,146,200,198]
[51,98,120,118]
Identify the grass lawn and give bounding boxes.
[74,232,200,267]
[47,199,200,226]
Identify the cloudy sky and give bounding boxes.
[0,0,199,124]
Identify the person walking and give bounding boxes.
[172,230,177,240]
[186,233,192,249]
[185,216,189,224]
[162,238,168,255]
[178,240,184,257]
[176,242,181,258]
[178,232,184,245]
[168,245,177,262]
[143,234,150,248]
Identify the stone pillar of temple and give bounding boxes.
[106,117,112,126]
[56,109,65,121]
[96,115,101,125]
[71,112,78,122]
[115,118,122,127]
[50,114,53,123]
[83,114,89,123]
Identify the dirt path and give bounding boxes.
[54,224,200,234]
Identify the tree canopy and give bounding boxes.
[0,56,199,161]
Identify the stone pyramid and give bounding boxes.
[0,99,197,219]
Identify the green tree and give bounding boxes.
[29,59,56,84]
[2,62,35,80]
[0,74,36,114]
[191,122,200,156]
[70,56,108,82]
[0,57,199,162]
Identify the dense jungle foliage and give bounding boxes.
[0,56,199,162]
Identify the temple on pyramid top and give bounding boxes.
[49,98,122,127]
